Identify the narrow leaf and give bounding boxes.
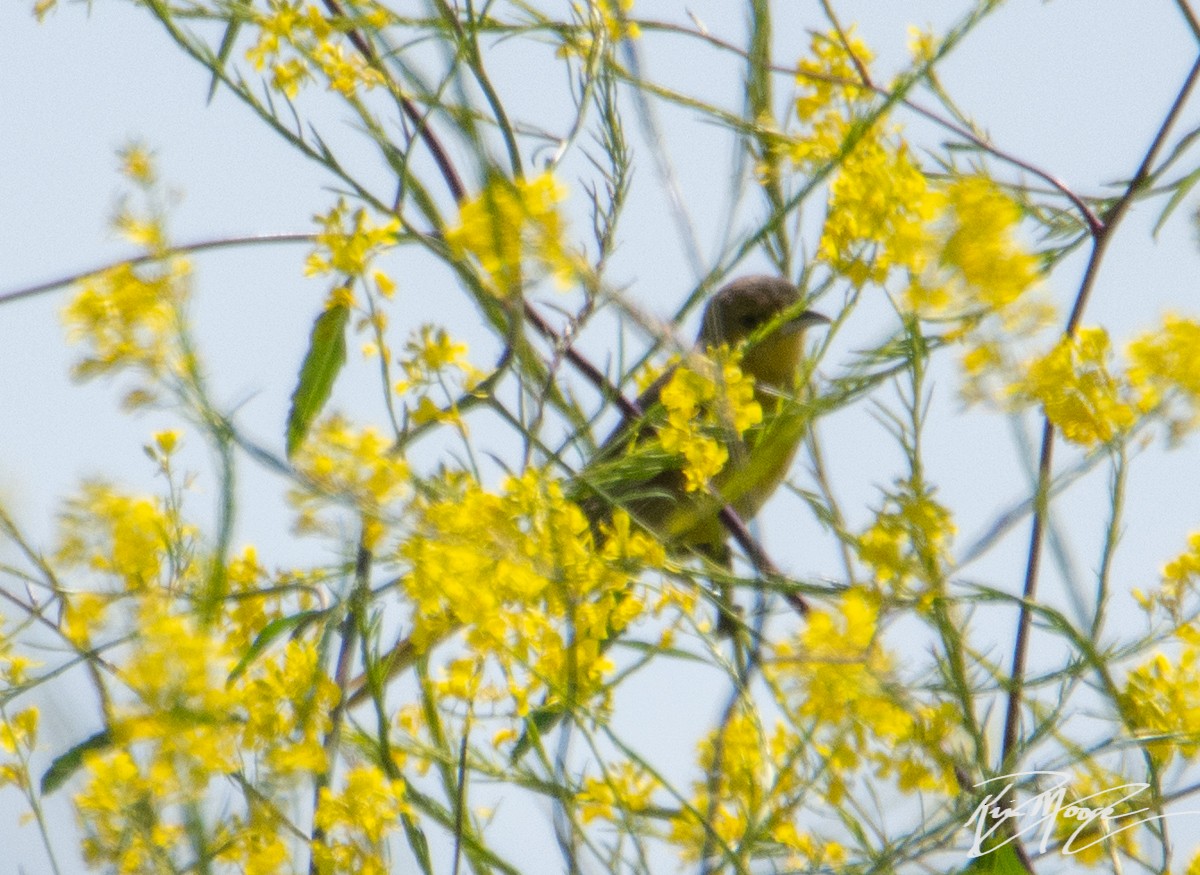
[206,20,241,104]
[227,609,327,682]
[41,729,113,795]
[1153,164,1200,238]
[401,813,434,875]
[958,843,1030,874]
[286,301,349,457]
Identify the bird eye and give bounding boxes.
[740,313,760,330]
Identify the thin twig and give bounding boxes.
[999,48,1200,789]
[0,233,314,307]
[639,18,1102,234]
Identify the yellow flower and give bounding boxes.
[578,761,659,824]
[795,29,874,125]
[305,200,400,279]
[395,324,481,406]
[444,172,578,295]
[62,591,109,646]
[1127,314,1200,438]
[658,348,762,492]
[913,175,1038,316]
[557,0,640,58]
[1135,532,1200,624]
[118,143,156,186]
[768,588,960,801]
[397,470,659,724]
[817,137,939,288]
[856,479,956,595]
[1013,327,1139,446]
[907,25,939,65]
[313,765,410,874]
[247,0,388,98]
[56,483,190,593]
[669,710,823,863]
[33,0,58,21]
[63,258,191,379]
[1050,765,1141,865]
[1120,647,1200,763]
[0,708,39,792]
[0,618,38,686]
[289,415,410,548]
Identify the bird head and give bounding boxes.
[698,275,829,391]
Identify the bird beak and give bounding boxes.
[780,309,831,334]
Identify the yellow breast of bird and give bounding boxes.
[578,330,810,554]
[655,386,807,551]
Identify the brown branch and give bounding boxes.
[0,233,315,307]
[320,0,466,204]
[639,18,1103,235]
[999,50,1200,788]
[1176,0,1200,43]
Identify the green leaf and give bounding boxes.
[508,703,558,762]
[1153,164,1200,238]
[206,20,241,104]
[41,729,113,795]
[958,843,1030,874]
[400,813,433,875]
[227,609,327,683]
[286,302,349,458]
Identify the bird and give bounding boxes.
[575,274,829,569]
[344,275,829,710]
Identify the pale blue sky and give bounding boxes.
[5,1,1200,871]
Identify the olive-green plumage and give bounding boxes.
[345,276,827,714]
[499,276,828,756]
[577,274,829,560]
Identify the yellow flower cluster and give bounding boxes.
[1134,531,1200,623]
[1127,314,1200,438]
[63,258,191,381]
[56,483,191,594]
[0,707,39,796]
[795,34,1039,317]
[246,0,389,99]
[668,707,846,868]
[1005,314,1200,448]
[1048,765,1141,866]
[794,30,873,142]
[312,765,411,875]
[75,748,184,872]
[444,172,577,295]
[909,176,1039,316]
[0,614,37,688]
[856,479,956,596]
[305,199,400,279]
[819,137,937,288]
[793,31,1043,399]
[659,349,763,493]
[118,143,156,187]
[398,470,663,722]
[223,545,288,650]
[557,0,640,58]
[62,149,199,396]
[1013,327,1141,447]
[395,324,482,428]
[769,589,959,801]
[577,760,658,824]
[398,325,470,386]
[74,594,340,873]
[792,32,937,289]
[289,415,410,548]
[1120,647,1200,764]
